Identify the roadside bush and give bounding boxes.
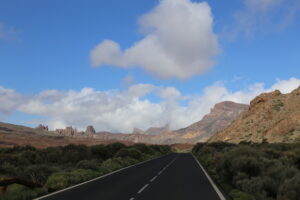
[0,143,171,200]
[132,144,154,155]
[229,189,255,200]
[115,148,143,160]
[22,165,58,185]
[76,159,101,170]
[100,158,123,173]
[193,143,300,200]
[60,145,91,164]
[40,147,63,164]
[45,169,98,190]
[277,173,300,200]
[0,184,46,200]
[90,145,110,160]
[45,172,69,190]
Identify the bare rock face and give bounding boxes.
[144,124,170,135]
[35,124,49,131]
[86,126,96,134]
[174,101,249,143]
[209,87,300,143]
[132,124,169,135]
[132,128,144,134]
[55,126,77,136]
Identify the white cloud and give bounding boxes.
[90,0,219,79]
[0,86,23,114]
[158,87,181,100]
[229,0,300,38]
[0,77,299,132]
[269,77,300,93]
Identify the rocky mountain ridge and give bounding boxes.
[209,87,300,143]
[175,101,249,142]
[132,124,170,135]
[0,100,251,147]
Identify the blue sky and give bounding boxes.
[0,0,300,132]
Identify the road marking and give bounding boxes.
[192,154,226,200]
[131,156,179,197]
[150,176,158,182]
[129,198,135,200]
[137,184,149,194]
[34,154,173,200]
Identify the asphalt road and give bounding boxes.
[37,153,222,200]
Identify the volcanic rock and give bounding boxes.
[209,87,300,143]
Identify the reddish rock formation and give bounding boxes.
[209,87,300,143]
[35,124,49,131]
[173,101,249,143]
[86,126,96,134]
[55,126,77,136]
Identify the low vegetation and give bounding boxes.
[0,143,171,200]
[193,142,300,200]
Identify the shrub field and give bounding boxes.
[193,142,300,200]
[0,143,171,200]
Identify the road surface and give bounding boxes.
[37,153,223,200]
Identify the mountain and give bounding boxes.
[100,101,248,144]
[209,87,300,143]
[0,122,129,148]
[173,101,249,143]
[0,101,248,147]
[132,124,170,135]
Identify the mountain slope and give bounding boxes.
[209,87,300,143]
[132,124,170,135]
[174,101,249,143]
[0,122,129,148]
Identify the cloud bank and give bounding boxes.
[90,0,219,79]
[0,78,300,133]
[230,0,300,38]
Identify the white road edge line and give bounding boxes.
[150,176,158,182]
[192,154,226,200]
[129,198,135,200]
[34,154,172,200]
[137,184,149,194]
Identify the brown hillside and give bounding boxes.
[209,87,300,143]
[0,122,132,148]
[174,101,248,143]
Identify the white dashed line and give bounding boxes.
[138,184,149,194]
[132,156,179,197]
[150,176,158,182]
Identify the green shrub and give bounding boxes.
[278,173,300,200]
[61,145,91,164]
[0,143,171,199]
[45,172,70,190]
[22,165,58,185]
[100,158,123,173]
[115,148,143,160]
[76,159,101,170]
[229,189,256,200]
[0,184,46,200]
[45,169,99,190]
[193,143,300,200]
[132,144,154,155]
